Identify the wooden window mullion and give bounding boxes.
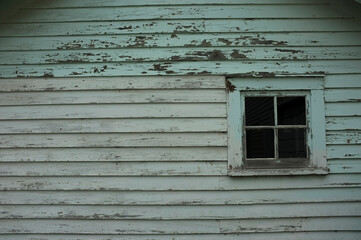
[274,96,279,160]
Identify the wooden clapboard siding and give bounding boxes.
[24,0,331,8]
[0,76,226,92]
[7,6,348,22]
[1,47,360,65]
[1,188,360,205]
[0,0,360,238]
[0,118,227,133]
[1,175,360,191]
[0,133,228,148]
[0,89,226,105]
[1,60,361,78]
[0,217,360,233]
[1,19,361,37]
[2,32,361,51]
[0,233,360,240]
[1,203,361,219]
[0,147,227,162]
[0,159,359,176]
[0,233,361,240]
[0,103,226,119]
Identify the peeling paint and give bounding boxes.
[275,48,303,54]
[118,26,132,30]
[230,50,247,59]
[226,80,236,92]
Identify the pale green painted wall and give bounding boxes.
[0,0,360,239]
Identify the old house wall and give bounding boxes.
[0,0,360,239]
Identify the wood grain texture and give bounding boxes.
[0,103,226,119]
[0,174,359,191]
[2,32,361,51]
[326,131,360,145]
[0,160,359,176]
[1,188,360,205]
[1,203,360,220]
[325,74,361,88]
[0,89,226,105]
[327,145,361,159]
[326,102,361,116]
[0,76,226,92]
[6,6,347,23]
[0,118,227,134]
[1,60,360,78]
[25,0,331,8]
[1,19,360,37]
[325,89,361,103]
[0,217,360,234]
[0,232,360,240]
[0,1,360,238]
[2,47,359,65]
[326,117,361,130]
[0,162,227,176]
[0,147,227,162]
[0,133,227,148]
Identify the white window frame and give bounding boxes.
[227,77,328,176]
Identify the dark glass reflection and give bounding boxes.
[246,129,274,158]
[245,97,274,126]
[277,97,306,125]
[279,128,307,158]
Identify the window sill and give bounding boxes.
[228,168,329,176]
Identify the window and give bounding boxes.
[227,77,328,176]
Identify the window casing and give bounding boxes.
[227,77,328,176]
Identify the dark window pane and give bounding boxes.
[277,97,306,125]
[245,97,274,126]
[279,128,307,158]
[246,129,274,158]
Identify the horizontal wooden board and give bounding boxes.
[0,174,359,191]
[328,159,361,174]
[7,6,347,23]
[2,32,361,51]
[0,89,226,105]
[325,89,361,102]
[25,0,331,8]
[1,60,360,78]
[326,117,361,130]
[2,46,359,65]
[0,161,227,176]
[0,76,226,92]
[1,188,360,205]
[1,232,360,240]
[0,133,227,148]
[0,217,360,234]
[325,74,361,88]
[0,147,227,162]
[327,145,361,159]
[326,102,361,116]
[0,118,227,134]
[0,103,226,119]
[1,19,360,37]
[229,77,324,90]
[1,203,360,220]
[326,131,361,144]
[205,19,361,33]
[0,159,359,176]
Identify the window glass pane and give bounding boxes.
[246,129,274,158]
[277,97,306,125]
[245,97,274,126]
[279,128,307,158]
